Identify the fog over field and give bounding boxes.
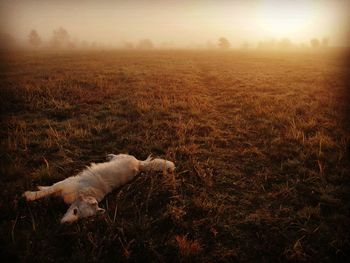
[1,0,350,49]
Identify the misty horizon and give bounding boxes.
[1,0,349,49]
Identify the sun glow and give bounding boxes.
[258,1,314,39]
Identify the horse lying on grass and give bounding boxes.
[23,154,175,223]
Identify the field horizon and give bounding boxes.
[1,49,349,262]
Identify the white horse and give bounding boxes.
[23,154,175,223]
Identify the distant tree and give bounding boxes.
[122,41,134,49]
[50,27,70,48]
[299,42,307,49]
[28,30,42,48]
[241,41,250,49]
[310,38,320,48]
[137,39,154,49]
[278,38,293,49]
[321,37,329,48]
[218,37,231,49]
[91,42,97,49]
[257,40,276,49]
[80,40,89,49]
[257,41,265,49]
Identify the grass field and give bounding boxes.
[0,50,349,262]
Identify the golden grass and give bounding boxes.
[0,50,349,262]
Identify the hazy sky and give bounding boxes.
[1,0,349,47]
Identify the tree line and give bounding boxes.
[26,27,156,50]
[0,27,331,50]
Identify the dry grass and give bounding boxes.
[0,50,349,262]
